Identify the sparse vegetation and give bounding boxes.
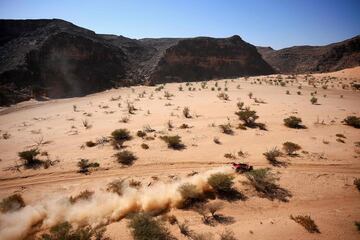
[160,135,185,150]
[219,229,237,240]
[284,116,306,129]
[282,142,301,156]
[178,183,202,208]
[85,140,96,147]
[246,168,291,202]
[343,116,360,128]
[208,173,234,194]
[137,130,147,138]
[77,159,99,174]
[183,107,191,118]
[111,128,132,149]
[39,221,108,240]
[290,215,320,233]
[213,137,221,144]
[115,150,137,165]
[263,147,284,166]
[235,107,266,130]
[141,143,149,149]
[18,148,42,168]
[0,194,25,213]
[129,213,173,240]
[69,190,94,204]
[107,179,125,196]
[310,96,318,104]
[219,123,234,135]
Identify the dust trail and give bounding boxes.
[0,166,234,240]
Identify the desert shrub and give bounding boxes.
[219,123,234,135]
[85,141,96,147]
[167,215,177,225]
[69,190,94,204]
[310,96,318,104]
[160,135,185,150]
[207,201,224,218]
[137,130,147,138]
[178,183,202,208]
[129,179,142,188]
[219,229,237,240]
[354,178,360,191]
[235,107,266,130]
[224,153,236,159]
[218,92,230,101]
[282,142,301,155]
[213,137,221,144]
[127,102,137,114]
[286,90,290,95]
[263,147,283,166]
[120,116,130,123]
[2,132,11,139]
[39,221,107,240]
[82,119,92,129]
[284,116,305,129]
[246,168,291,202]
[107,179,125,196]
[141,143,149,149]
[343,116,360,128]
[183,107,191,118]
[18,148,42,168]
[111,129,132,149]
[0,194,25,213]
[128,213,173,240]
[248,92,253,99]
[355,221,360,231]
[236,101,244,110]
[290,215,320,233]
[77,159,99,174]
[208,173,234,194]
[179,123,190,129]
[115,150,137,165]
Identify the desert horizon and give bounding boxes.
[0,1,360,240]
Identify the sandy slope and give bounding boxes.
[0,67,359,239]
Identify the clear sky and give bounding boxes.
[0,0,359,49]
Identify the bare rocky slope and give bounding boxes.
[0,19,275,106]
[257,35,360,74]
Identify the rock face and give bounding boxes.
[149,36,275,83]
[257,35,360,74]
[0,19,127,105]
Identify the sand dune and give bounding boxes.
[0,67,359,239]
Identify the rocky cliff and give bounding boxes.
[257,35,360,73]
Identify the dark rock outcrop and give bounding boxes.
[0,19,128,105]
[257,35,360,73]
[149,35,275,83]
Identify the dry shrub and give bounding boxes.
[141,143,149,149]
[183,107,191,118]
[178,183,202,208]
[18,148,43,168]
[107,179,125,196]
[128,213,174,240]
[282,142,301,156]
[85,141,96,147]
[115,150,137,165]
[69,190,94,204]
[284,116,306,129]
[0,194,25,213]
[354,178,360,191]
[207,173,234,195]
[160,135,185,150]
[263,147,285,166]
[219,229,237,240]
[111,128,132,149]
[77,159,99,174]
[246,168,291,202]
[290,215,320,233]
[343,116,360,128]
[219,123,234,135]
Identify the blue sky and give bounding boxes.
[0,0,359,49]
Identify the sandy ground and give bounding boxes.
[0,67,360,240]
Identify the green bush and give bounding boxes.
[0,194,25,213]
[208,173,234,194]
[128,213,173,240]
[115,150,137,165]
[246,168,291,202]
[111,129,132,148]
[284,116,305,129]
[178,183,202,208]
[343,116,360,128]
[18,148,42,168]
[282,142,301,155]
[160,135,185,150]
[77,159,99,174]
[39,221,107,240]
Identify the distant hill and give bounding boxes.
[257,35,360,73]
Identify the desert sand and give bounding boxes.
[0,67,359,240]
